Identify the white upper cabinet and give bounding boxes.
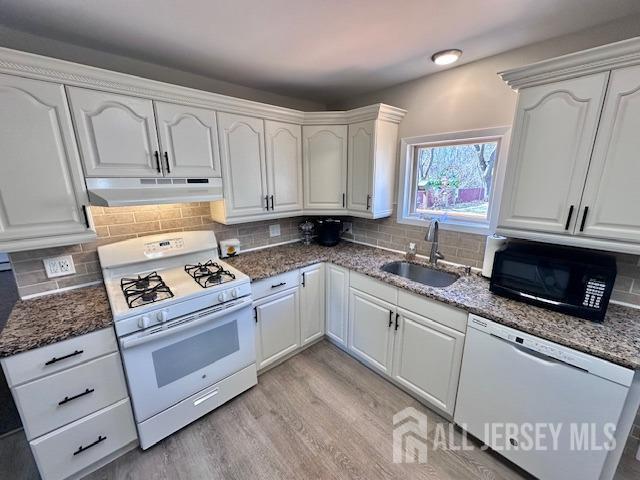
[302,125,348,211]
[67,87,161,177]
[347,121,374,213]
[216,112,268,218]
[498,73,609,234]
[576,65,640,243]
[264,120,303,213]
[154,101,221,178]
[0,74,94,251]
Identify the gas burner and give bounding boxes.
[121,272,174,308]
[185,261,236,289]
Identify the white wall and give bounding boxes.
[0,25,325,111]
[331,15,640,138]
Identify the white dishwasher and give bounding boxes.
[454,315,634,480]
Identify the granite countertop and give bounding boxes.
[0,284,112,358]
[227,242,640,370]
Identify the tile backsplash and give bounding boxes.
[9,202,304,298]
[8,202,640,309]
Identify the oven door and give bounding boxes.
[119,296,255,422]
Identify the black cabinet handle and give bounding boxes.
[302,272,306,287]
[564,205,574,230]
[163,152,171,174]
[45,349,83,366]
[58,388,94,406]
[342,193,346,208]
[73,435,106,456]
[580,206,589,232]
[154,151,161,173]
[253,306,258,323]
[264,196,269,210]
[82,205,90,229]
[271,282,286,289]
[270,195,274,210]
[388,310,393,328]
[394,313,400,331]
[366,195,371,210]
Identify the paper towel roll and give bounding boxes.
[482,234,507,278]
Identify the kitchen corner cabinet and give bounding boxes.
[300,264,325,346]
[67,87,162,178]
[254,287,300,370]
[498,73,609,234]
[0,74,95,252]
[302,125,348,212]
[154,101,222,178]
[325,263,349,347]
[347,120,398,218]
[348,288,396,375]
[392,308,464,415]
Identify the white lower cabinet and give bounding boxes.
[325,263,349,347]
[255,287,300,370]
[300,264,325,346]
[392,308,465,415]
[348,288,396,375]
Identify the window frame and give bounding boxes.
[397,127,511,235]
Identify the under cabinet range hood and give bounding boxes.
[85,177,224,207]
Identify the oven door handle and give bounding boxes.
[120,297,252,350]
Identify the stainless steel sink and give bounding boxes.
[381,261,459,287]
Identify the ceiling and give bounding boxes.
[1,0,640,104]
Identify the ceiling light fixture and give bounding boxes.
[431,49,463,66]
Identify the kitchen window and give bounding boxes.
[397,127,510,234]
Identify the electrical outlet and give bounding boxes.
[343,221,353,234]
[43,255,76,278]
[269,224,281,237]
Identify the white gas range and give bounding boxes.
[98,231,257,449]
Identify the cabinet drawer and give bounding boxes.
[397,290,467,333]
[251,270,300,300]
[350,271,397,305]
[14,352,128,440]
[30,398,136,480]
[2,328,118,387]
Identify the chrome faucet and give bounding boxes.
[425,219,444,266]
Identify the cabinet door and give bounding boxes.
[300,264,325,346]
[265,120,303,212]
[348,288,395,375]
[217,112,268,217]
[302,125,348,210]
[498,73,609,234]
[347,121,374,213]
[66,87,161,177]
[392,309,464,415]
[154,101,221,178]
[0,74,91,243]
[255,288,300,370]
[325,264,349,347]
[576,65,640,242]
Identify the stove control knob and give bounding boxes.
[138,315,152,329]
[230,288,238,299]
[218,292,227,303]
[157,310,169,323]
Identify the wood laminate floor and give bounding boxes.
[1,340,639,480]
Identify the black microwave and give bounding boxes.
[490,243,617,322]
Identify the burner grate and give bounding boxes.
[120,272,174,308]
[185,261,236,288]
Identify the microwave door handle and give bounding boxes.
[120,297,252,350]
[496,285,574,308]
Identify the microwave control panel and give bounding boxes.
[583,278,606,309]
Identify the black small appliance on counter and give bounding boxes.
[315,218,342,246]
[490,242,617,322]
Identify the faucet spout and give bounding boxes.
[425,219,444,266]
